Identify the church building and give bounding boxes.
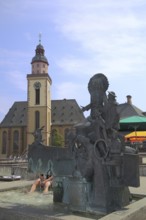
[0,41,85,158]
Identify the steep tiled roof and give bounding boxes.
[0,101,27,127]
[51,99,85,125]
[1,97,144,128]
[0,99,85,127]
[117,103,145,119]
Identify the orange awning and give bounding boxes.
[125,131,146,142]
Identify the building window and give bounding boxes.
[13,130,19,154]
[34,82,41,105]
[35,111,40,130]
[35,88,40,104]
[2,131,7,154]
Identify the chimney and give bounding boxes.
[126,95,132,104]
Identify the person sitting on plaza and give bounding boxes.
[29,173,53,194]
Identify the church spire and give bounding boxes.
[31,37,49,74]
[39,33,41,44]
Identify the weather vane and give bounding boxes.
[39,33,42,44]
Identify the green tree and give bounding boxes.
[52,132,64,147]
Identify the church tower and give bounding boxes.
[27,37,52,146]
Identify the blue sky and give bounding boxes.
[0,0,146,122]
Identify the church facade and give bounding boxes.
[0,42,85,158]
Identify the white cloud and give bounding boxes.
[8,71,27,92]
[53,81,89,105]
[48,0,146,81]
[0,95,15,122]
[57,57,89,74]
[0,49,30,61]
[0,96,12,115]
[0,0,56,21]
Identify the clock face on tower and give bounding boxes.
[34,81,41,89]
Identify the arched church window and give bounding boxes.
[34,82,41,105]
[35,88,40,104]
[2,131,7,154]
[13,130,19,154]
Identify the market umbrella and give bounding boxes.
[119,116,146,131]
[125,131,146,142]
